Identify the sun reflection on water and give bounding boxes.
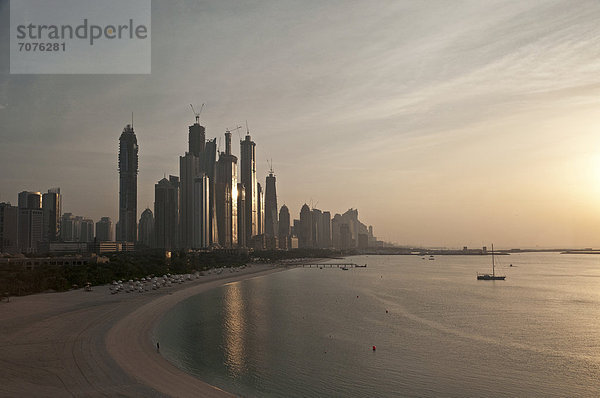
[223,282,247,377]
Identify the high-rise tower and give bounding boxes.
[299,204,313,248]
[193,174,210,248]
[257,182,264,236]
[216,130,238,248]
[240,132,257,245]
[264,167,278,239]
[42,188,61,242]
[180,116,220,249]
[179,152,201,249]
[17,191,42,253]
[0,202,19,253]
[204,138,219,245]
[278,204,290,249]
[116,124,138,242]
[154,176,179,250]
[237,183,246,248]
[138,208,154,248]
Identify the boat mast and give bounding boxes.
[492,243,495,277]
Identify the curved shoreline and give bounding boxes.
[106,264,288,397]
[0,263,292,397]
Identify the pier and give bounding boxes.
[298,263,366,268]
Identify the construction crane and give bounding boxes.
[226,125,243,135]
[226,125,243,141]
[190,103,205,124]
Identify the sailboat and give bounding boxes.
[477,244,506,280]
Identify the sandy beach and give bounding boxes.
[0,263,288,397]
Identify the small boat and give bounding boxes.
[477,244,505,280]
[355,264,367,268]
[429,255,435,260]
[341,266,349,270]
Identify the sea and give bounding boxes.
[154,253,600,397]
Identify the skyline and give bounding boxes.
[3,1,600,247]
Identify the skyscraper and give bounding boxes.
[257,182,264,235]
[264,170,278,239]
[0,202,19,253]
[116,124,138,243]
[216,130,238,248]
[95,217,113,242]
[240,133,257,245]
[42,188,61,242]
[278,204,290,250]
[138,208,154,247]
[204,138,219,245]
[18,191,42,253]
[312,208,323,248]
[322,211,332,248]
[180,118,220,249]
[237,183,246,248]
[61,213,76,242]
[180,151,202,249]
[299,204,313,248]
[193,174,210,248]
[154,176,179,250]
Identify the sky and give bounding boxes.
[2,0,600,248]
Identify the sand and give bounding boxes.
[0,264,287,397]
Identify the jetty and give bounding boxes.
[298,263,366,268]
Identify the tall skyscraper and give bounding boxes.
[193,174,210,248]
[95,217,113,242]
[237,183,246,248]
[116,124,139,243]
[138,208,154,247]
[18,191,43,253]
[257,182,264,235]
[322,211,332,248]
[264,170,278,239]
[278,204,290,250]
[180,118,220,249]
[0,202,19,253]
[204,138,219,245]
[42,188,61,242]
[312,208,323,248]
[180,151,202,249]
[216,130,238,248]
[154,176,179,250]
[299,204,313,248]
[240,133,257,245]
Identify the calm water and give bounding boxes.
[155,253,600,397]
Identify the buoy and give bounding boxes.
[372,345,376,351]
[357,295,359,298]
[386,310,388,313]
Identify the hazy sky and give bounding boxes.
[2,0,600,248]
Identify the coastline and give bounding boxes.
[106,264,289,397]
[0,263,293,397]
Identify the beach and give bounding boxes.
[0,263,287,397]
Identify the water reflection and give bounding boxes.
[223,282,247,377]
